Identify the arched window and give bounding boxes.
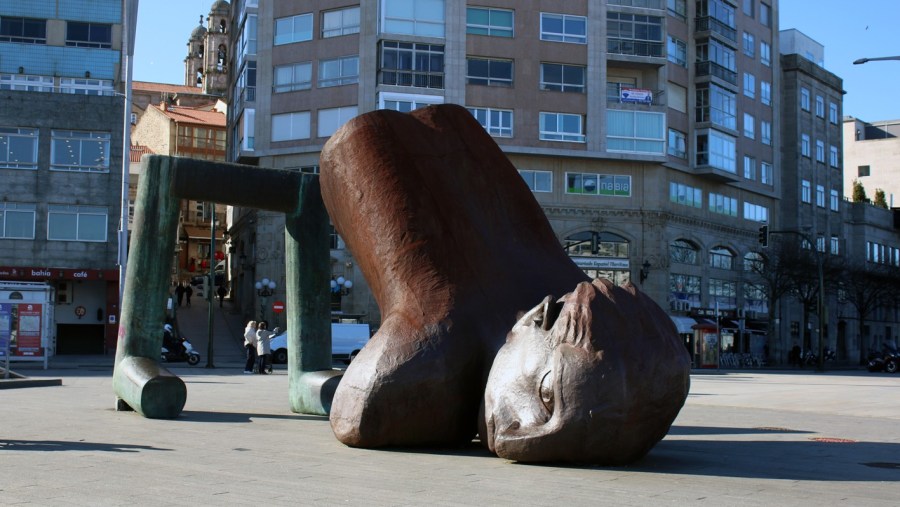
[743,252,764,272]
[670,239,699,265]
[564,231,630,285]
[709,246,734,270]
[217,44,227,71]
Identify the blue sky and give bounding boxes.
[133,1,900,121]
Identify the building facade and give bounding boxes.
[0,0,131,357]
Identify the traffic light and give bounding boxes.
[758,224,769,248]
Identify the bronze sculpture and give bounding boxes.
[321,104,691,463]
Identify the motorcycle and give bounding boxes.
[867,344,899,373]
[161,325,201,366]
[802,347,836,367]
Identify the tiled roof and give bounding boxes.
[159,106,227,127]
[133,81,206,95]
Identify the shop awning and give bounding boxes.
[182,225,225,241]
[670,316,697,334]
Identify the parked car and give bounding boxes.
[268,323,372,364]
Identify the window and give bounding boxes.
[816,184,825,207]
[668,128,687,158]
[671,239,699,264]
[322,6,360,38]
[816,95,825,118]
[816,139,825,162]
[669,81,687,112]
[696,84,736,129]
[760,41,771,66]
[760,3,771,27]
[271,111,310,142]
[318,56,359,87]
[0,16,46,44]
[608,13,664,57]
[237,14,257,67]
[801,180,811,203]
[830,145,839,167]
[59,78,114,96]
[275,13,313,45]
[816,235,825,253]
[540,63,584,92]
[47,205,107,242]
[743,73,755,98]
[760,81,771,105]
[696,130,736,173]
[709,278,737,308]
[830,236,840,255]
[829,102,839,124]
[467,58,514,87]
[609,0,663,6]
[318,106,358,138]
[50,131,110,172]
[669,182,702,208]
[801,134,810,157]
[540,112,584,142]
[696,39,736,84]
[760,121,771,145]
[380,92,443,112]
[744,252,764,273]
[742,0,754,17]
[743,202,768,222]
[468,107,513,137]
[743,113,755,139]
[65,22,111,48]
[607,110,665,154]
[670,273,701,307]
[710,247,735,270]
[0,127,38,169]
[380,41,444,89]
[466,7,513,37]
[519,170,552,192]
[743,155,756,180]
[760,161,772,184]
[383,0,445,37]
[742,32,755,57]
[858,165,870,177]
[566,173,632,196]
[0,202,36,239]
[274,62,312,92]
[541,12,587,44]
[0,73,53,92]
[668,36,687,66]
[801,87,810,111]
[668,0,687,19]
[708,192,738,217]
[830,189,840,211]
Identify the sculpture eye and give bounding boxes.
[539,370,554,412]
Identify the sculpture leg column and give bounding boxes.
[286,174,341,415]
[112,155,186,418]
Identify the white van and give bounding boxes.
[268,323,371,364]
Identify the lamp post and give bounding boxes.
[255,278,276,324]
[853,56,900,65]
[638,260,651,284]
[330,275,353,313]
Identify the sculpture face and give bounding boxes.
[483,280,690,464]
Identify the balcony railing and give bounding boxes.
[379,71,444,89]
[607,38,664,58]
[695,60,737,85]
[606,83,663,105]
[695,16,737,43]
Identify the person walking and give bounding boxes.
[216,284,226,308]
[243,320,258,374]
[185,283,194,307]
[175,283,185,307]
[256,321,272,375]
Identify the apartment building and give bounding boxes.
[223,0,793,364]
[0,0,133,359]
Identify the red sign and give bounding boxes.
[14,303,43,356]
[272,301,285,314]
[0,266,118,282]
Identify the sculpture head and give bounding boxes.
[481,279,690,465]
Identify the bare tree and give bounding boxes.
[840,261,898,364]
[745,238,802,364]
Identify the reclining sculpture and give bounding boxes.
[320,104,691,464]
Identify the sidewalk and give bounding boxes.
[171,294,248,368]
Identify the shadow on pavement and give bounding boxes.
[178,410,328,424]
[0,439,172,453]
[669,425,815,436]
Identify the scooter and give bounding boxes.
[867,344,899,373]
[162,337,201,366]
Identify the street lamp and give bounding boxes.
[255,278,276,323]
[330,275,353,295]
[853,55,900,65]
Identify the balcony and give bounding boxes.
[606,83,664,106]
[694,16,737,44]
[695,60,737,86]
[607,38,665,59]
[379,70,444,90]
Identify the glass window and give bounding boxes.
[47,205,107,242]
[668,0,687,19]
[830,145,839,167]
[696,84,736,129]
[742,0,754,17]
[670,273,701,307]
[65,22,111,48]
[322,6,360,38]
[383,0,445,37]
[0,202,36,239]
[800,87,810,110]
[669,182,702,208]
[668,128,687,158]
[709,278,737,308]
[466,7,513,37]
[709,246,734,270]
[59,78,114,96]
[607,13,664,56]
[318,56,359,87]
[467,58,514,87]
[519,170,552,192]
[380,92,443,112]
[760,161,772,185]
[540,112,585,142]
[816,139,825,162]
[668,36,687,66]
[379,41,445,89]
[816,184,825,208]
[743,72,755,98]
[760,121,771,145]
[318,106,358,138]
[50,130,110,172]
[275,13,313,45]
[607,110,666,154]
[815,95,825,117]
[696,130,736,173]
[859,165,870,177]
[760,81,771,105]
[760,41,771,66]
[708,192,738,217]
[830,236,840,255]
[830,189,839,211]
[671,239,699,265]
[271,111,310,142]
[829,102,839,124]
[540,63,585,92]
[468,107,513,137]
[743,202,768,222]
[742,31,755,57]
[274,62,312,93]
[0,16,46,44]
[743,113,755,139]
[0,73,53,92]
[541,12,587,44]
[0,127,38,169]
[743,155,756,180]
[760,3,771,27]
[801,134,810,157]
[801,180,811,203]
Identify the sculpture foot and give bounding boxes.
[113,356,186,419]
